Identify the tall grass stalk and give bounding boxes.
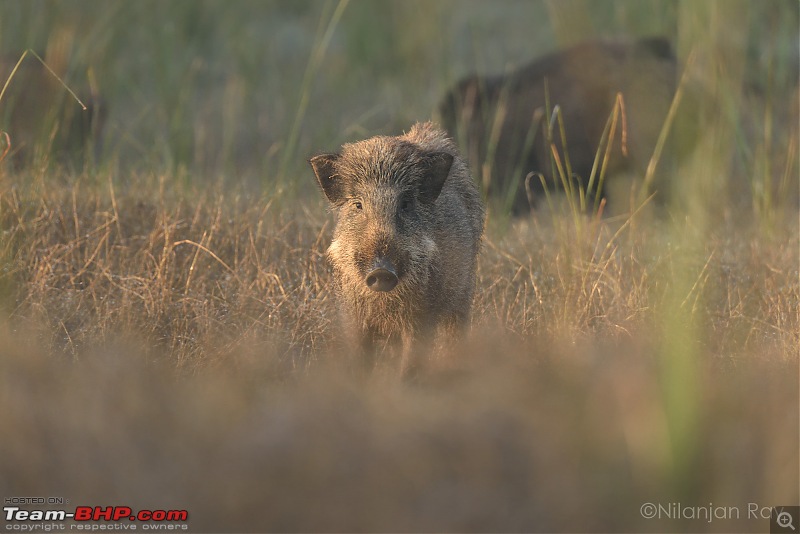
[0,49,86,111]
[586,92,627,214]
[508,107,544,212]
[278,0,349,184]
[638,49,696,205]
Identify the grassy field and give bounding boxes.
[1,1,798,532]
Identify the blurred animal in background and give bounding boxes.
[438,37,682,214]
[0,49,105,169]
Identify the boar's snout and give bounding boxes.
[365,258,399,292]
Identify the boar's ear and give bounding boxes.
[310,153,345,204]
[418,152,454,204]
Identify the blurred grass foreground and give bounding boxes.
[0,1,798,532]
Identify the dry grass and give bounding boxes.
[2,173,334,371]
[5,173,795,369]
[0,169,797,531]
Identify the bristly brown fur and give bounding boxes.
[311,122,485,373]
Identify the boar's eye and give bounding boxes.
[353,200,363,210]
[400,196,414,213]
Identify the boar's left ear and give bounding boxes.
[310,153,344,204]
[418,151,454,204]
